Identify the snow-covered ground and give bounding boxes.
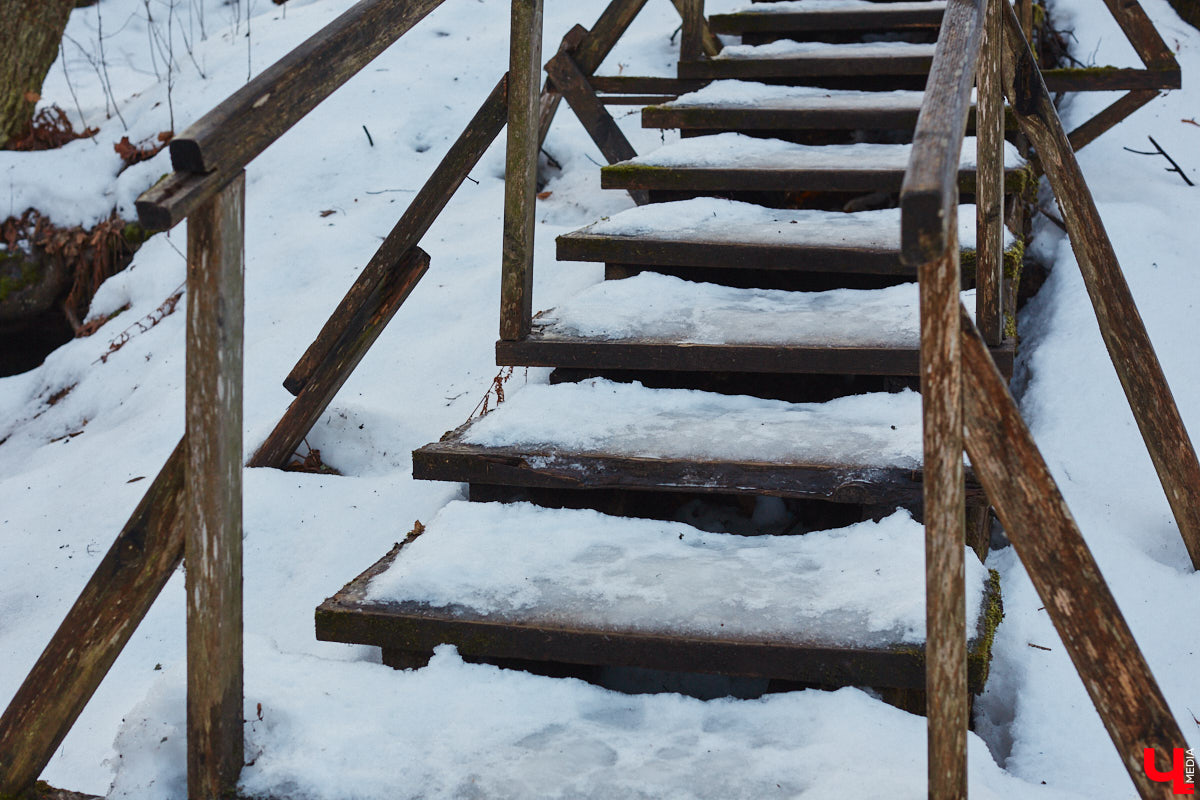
[0,0,1196,796]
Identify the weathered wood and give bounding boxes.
[0,440,186,798]
[170,0,447,174]
[671,0,720,60]
[920,215,967,800]
[185,171,245,800]
[1041,67,1180,92]
[500,0,543,342]
[414,433,990,509]
[536,25,587,150]
[316,539,1000,690]
[1001,0,1200,570]
[1098,0,1177,70]
[899,0,983,266]
[642,102,927,134]
[710,3,946,34]
[136,168,244,232]
[678,51,935,80]
[496,327,1015,377]
[589,75,709,95]
[960,308,1188,799]
[1066,89,1158,152]
[975,0,1004,345]
[250,248,430,468]
[284,77,506,395]
[545,52,647,205]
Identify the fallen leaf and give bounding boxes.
[319,209,336,217]
[23,91,40,103]
[536,190,553,200]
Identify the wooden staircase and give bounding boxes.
[317,0,1015,710]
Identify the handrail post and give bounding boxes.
[678,0,705,62]
[922,206,968,800]
[976,0,1004,345]
[500,0,544,341]
[185,170,245,799]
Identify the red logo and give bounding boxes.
[1144,748,1196,795]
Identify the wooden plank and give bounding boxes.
[671,0,720,60]
[960,308,1188,799]
[185,171,245,800]
[500,0,543,342]
[0,440,186,799]
[921,217,967,800]
[975,0,1004,345]
[589,75,709,95]
[602,163,1025,194]
[1001,0,1200,571]
[1067,89,1158,152]
[710,4,946,34]
[1041,67,1180,92]
[545,52,648,204]
[414,435,990,508]
[249,248,430,468]
[497,329,1015,377]
[642,103,925,133]
[536,25,586,150]
[315,539,1001,690]
[170,0,447,174]
[899,0,983,266]
[284,77,506,395]
[678,52,935,80]
[1098,0,1177,70]
[135,167,241,232]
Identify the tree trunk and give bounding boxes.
[0,0,76,149]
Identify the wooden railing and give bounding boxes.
[901,0,1197,797]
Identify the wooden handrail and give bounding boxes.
[170,0,448,175]
[900,0,984,267]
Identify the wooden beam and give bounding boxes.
[1067,89,1159,152]
[0,440,186,798]
[284,76,506,395]
[670,0,721,59]
[136,167,241,232]
[500,0,543,342]
[1000,0,1200,571]
[185,171,245,799]
[249,248,430,469]
[975,0,1004,345]
[169,0,448,174]
[1041,67,1180,92]
[900,0,984,266]
[1098,0,1177,70]
[960,308,1188,799]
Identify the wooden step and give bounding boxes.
[496,272,1014,377]
[710,0,946,36]
[316,501,1000,690]
[413,378,986,508]
[642,82,933,134]
[601,133,1030,195]
[678,41,936,81]
[556,198,1007,277]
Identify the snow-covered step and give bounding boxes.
[679,41,936,81]
[600,133,1031,195]
[710,0,946,36]
[413,378,987,508]
[557,198,1012,278]
[316,501,1000,689]
[642,82,937,134]
[497,273,1014,377]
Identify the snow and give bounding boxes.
[616,132,1026,170]
[461,377,925,468]
[539,271,976,347]
[575,197,1015,251]
[726,0,946,12]
[0,0,1197,796]
[714,40,937,60]
[661,80,928,110]
[367,501,988,648]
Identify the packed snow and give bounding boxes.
[366,501,989,648]
[660,80,929,110]
[538,271,976,347]
[725,0,947,12]
[616,131,1025,170]
[0,0,1197,797]
[714,40,937,61]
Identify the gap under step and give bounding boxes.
[557,198,1011,277]
[601,133,1031,195]
[316,501,1000,691]
[710,0,946,36]
[642,81,948,135]
[679,41,935,81]
[413,378,986,508]
[496,272,1014,377]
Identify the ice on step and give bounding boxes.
[715,39,936,61]
[367,501,989,648]
[619,132,1025,170]
[461,377,924,468]
[728,0,946,13]
[576,197,1013,251]
[539,272,974,348]
[661,80,927,110]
